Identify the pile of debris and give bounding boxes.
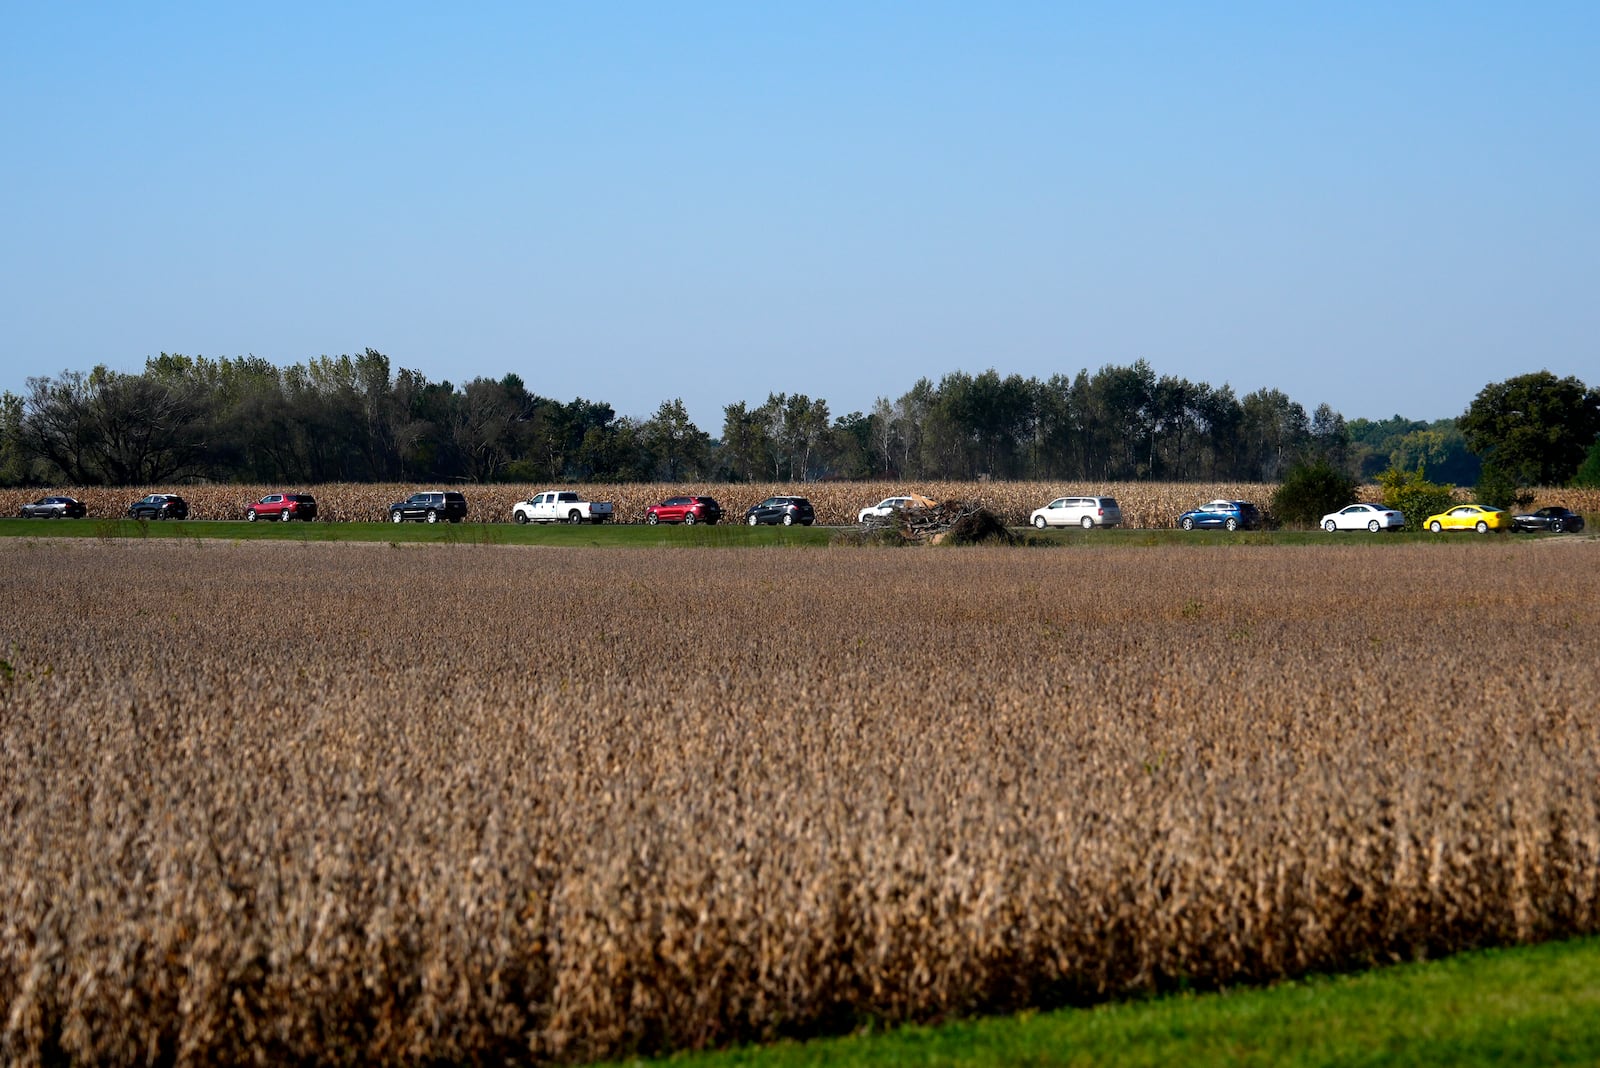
[856,498,1017,545]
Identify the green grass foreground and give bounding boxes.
[625,937,1600,1068]
[0,517,1568,548]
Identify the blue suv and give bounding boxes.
[1177,499,1262,531]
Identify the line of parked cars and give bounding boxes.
[9,491,1591,535]
[637,494,818,526]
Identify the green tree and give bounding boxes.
[0,390,30,485]
[1474,462,1534,511]
[1458,371,1600,485]
[642,398,710,481]
[825,411,871,479]
[1574,439,1600,488]
[1270,460,1358,528]
[866,396,899,477]
[717,401,771,481]
[781,394,830,480]
[1308,403,1350,472]
[1240,388,1310,481]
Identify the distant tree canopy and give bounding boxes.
[0,353,1585,489]
[1347,415,1480,485]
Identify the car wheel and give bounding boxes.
[1429,520,1442,533]
[1081,516,1094,529]
[426,510,439,524]
[247,510,258,522]
[391,511,403,524]
[1475,520,1488,534]
[782,514,795,526]
[1368,520,1380,533]
[747,514,759,526]
[280,510,292,522]
[514,511,528,524]
[1225,518,1238,532]
[1551,519,1564,533]
[1181,517,1194,531]
[1033,515,1048,529]
[647,513,658,525]
[684,512,697,525]
[1323,520,1337,532]
[568,510,583,524]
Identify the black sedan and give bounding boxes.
[127,493,189,520]
[19,495,87,518]
[1512,507,1586,534]
[744,495,815,526]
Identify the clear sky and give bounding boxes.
[3,3,1595,431]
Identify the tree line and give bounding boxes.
[1,352,1595,489]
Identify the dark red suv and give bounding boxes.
[646,496,723,525]
[246,493,318,522]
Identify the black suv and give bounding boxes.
[745,496,815,526]
[128,494,189,520]
[388,491,468,524]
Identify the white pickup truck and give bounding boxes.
[512,490,615,525]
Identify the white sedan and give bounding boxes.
[1320,503,1404,533]
[858,495,933,523]
[858,497,914,523]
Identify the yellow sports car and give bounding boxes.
[1424,503,1513,533]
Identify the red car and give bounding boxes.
[645,496,723,525]
[246,493,318,522]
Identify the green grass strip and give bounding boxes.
[624,937,1600,1067]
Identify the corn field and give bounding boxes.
[2,540,1599,1063]
[5,482,1600,528]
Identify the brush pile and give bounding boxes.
[858,499,1016,545]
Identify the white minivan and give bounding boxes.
[1030,496,1122,529]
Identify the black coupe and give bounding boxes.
[1511,507,1585,533]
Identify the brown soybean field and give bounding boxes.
[2,537,1599,1064]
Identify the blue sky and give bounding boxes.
[3,3,1595,431]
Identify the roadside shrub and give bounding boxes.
[1376,465,1458,530]
[1269,461,1358,528]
